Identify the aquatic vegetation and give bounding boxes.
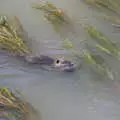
[84,24,120,60]
[99,14,120,28]
[112,23,120,28]
[101,14,120,24]
[0,15,31,55]
[62,39,74,49]
[79,48,115,80]
[62,38,114,80]
[32,1,69,29]
[96,14,120,32]
[112,23,120,31]
[83,50,114,80]
[85,24,112,44]
[83,0,120,15]
[0,87,39,120]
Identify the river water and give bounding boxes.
[0,0,120,120]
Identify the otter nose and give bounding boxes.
[62,62,76,72]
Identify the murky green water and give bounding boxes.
[0,0,120,120]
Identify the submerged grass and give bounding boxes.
[62,39,74,49]
[83,50,114,80]
[100,14,120,30]
[62,38,115,80]
[0,87,39,120]
[101,14,120,24]
[83,24,120,60]
[84,0,120,15]
[0,15,31,55]
[32,1,69,29]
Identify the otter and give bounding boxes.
[16,53,76,72]
[0,16,76,72]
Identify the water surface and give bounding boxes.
[0,0,120,120]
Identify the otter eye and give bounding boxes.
[56,60,60,64]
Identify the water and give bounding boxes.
[0,0,120,120]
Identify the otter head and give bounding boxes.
[54,57,76,72]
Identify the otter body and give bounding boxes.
[16,53,76,72]
[24,54,54,65]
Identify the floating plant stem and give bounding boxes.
[85,24,112,44]
[95,43,119,57]
[32,1,69,28]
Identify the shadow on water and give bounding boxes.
[0,0,120,120]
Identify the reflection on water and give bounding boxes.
[0,0,120,120]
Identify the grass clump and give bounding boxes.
[0,87,39,120]
[0,15,31,55]
[32,1,69,29]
